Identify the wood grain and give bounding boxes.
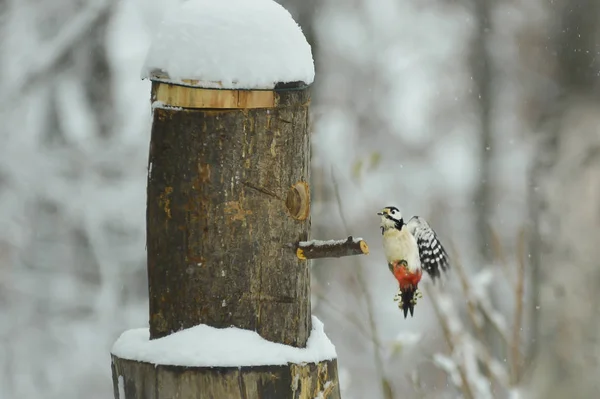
[153,82,277,109]
[112,356,340,399]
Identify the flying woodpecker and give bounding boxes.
[377,206,450,318]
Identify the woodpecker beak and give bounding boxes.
[377,209,387,216]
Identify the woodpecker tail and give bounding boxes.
[400,285,417,318]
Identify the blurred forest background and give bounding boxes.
[1,0,599,398]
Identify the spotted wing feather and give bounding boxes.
[406,216,450,282]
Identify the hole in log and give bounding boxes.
[286,181,310,220]
[274,81,309,90]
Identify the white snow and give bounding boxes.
[460,340,493,399]
[117,375,125,399]
[393,331,422,347]
[314,381,334,399]
[433,353,462,387]
[151,100,182,111]
[141,0,314,89]
[111,316,336,367]
[471,269,509,336]
[299,237,364,247]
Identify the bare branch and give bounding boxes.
[293,236,369,260]
[312,290,375,344]
[476,293,510,346]
[450,249,485,332]
[425,284,475,399]
[511,227,527,385]
[453,252,510,346]
[330,166,350,232]
[330,167,392,399]
[489,227,515,284]
[1,0,115,108]
[450,251,498,392]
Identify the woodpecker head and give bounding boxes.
[377,206,405,232]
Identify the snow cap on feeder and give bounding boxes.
[141,0,315,90]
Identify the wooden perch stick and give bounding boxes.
[293,236,369,260]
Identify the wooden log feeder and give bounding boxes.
[110,1,368,398]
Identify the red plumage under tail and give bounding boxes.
[390,260,423,318]
[400,285,416,318]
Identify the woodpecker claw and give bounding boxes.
[394,291,404,308]
[393,289,402,302]
[410,289,423,305]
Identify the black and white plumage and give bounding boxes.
[378,206,451,317]
[406,215,451,282]
[378,206,451,282]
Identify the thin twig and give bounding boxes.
[331,167,393,399]
[451,245,511,346]
[312,290,376,345]
[470,339,510,386]
[330,166,350,233]
[1,0,116,110]
[488,226,514,284]
[406,371,426,399]
[477,298,510,347]
[450,250,497,396]
[511,226,526,385]
[355,263,394,399]
[450,247,485,335]
[425,284,475,399]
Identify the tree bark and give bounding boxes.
[112,356,339,399]
[146,84,312,346]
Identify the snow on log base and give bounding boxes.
[294,236,370,260]
[111,318,340,398]
[141,0,314,89]
[111,316,335,367]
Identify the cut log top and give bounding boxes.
[152,80,274,109]
[150,79,311,110]
[293,236,370,260]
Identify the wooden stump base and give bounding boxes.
[111,356,340,399]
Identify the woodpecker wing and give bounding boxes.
[406,216,450,282]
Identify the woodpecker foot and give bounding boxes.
[393,289,404,308]
[410,289,423,305]
[393,288,402,302]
